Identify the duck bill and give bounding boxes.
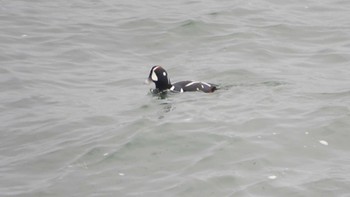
[144,78,152,84]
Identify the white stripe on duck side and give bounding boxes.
[200,82,212,87]
[185,81,211,88]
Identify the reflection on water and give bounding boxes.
[158,102,174,119]
[149,88,169,100]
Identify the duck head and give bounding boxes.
[146,66,172,91]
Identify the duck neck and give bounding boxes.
[156,83,171,91]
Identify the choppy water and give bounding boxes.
[1,0,350,196]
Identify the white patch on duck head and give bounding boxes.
[151,66,159,81]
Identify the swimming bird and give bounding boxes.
[146,66,217,93]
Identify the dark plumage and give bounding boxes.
[146,66,217,93]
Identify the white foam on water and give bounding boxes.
[268,175,277,180]
[319,140,328,146]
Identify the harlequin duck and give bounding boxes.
[146,66,217,93]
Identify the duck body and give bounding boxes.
[147,66,217,93]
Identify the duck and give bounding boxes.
[146,66,217,93]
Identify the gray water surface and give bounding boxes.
[1,0,350,196]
